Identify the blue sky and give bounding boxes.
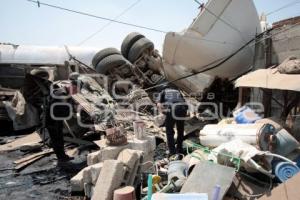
[0,0,299,51]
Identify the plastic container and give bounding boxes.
[234,106,261,124]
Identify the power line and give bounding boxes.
[26,0,239,46]
[193,0,245,37]
[25,0,300,50]
[78,0,142,46]
[27,0,167,34]
[192,0,257,56]
[266,0,300,16]
[145,20,300,91]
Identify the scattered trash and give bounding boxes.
[0,2,299,199]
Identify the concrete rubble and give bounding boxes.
[0,1,300,199]
[72,138,153,197]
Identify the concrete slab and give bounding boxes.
[180,161,236,200]
[117,149,140,185]
[99,145,129,162]
[90,163,103,185]
[87,151,100,166]
[128,138,151,153]
[140,151,155,173]
[92,160,125,200]
[145,135,156,152]
[82,162,103,185]
[71,169,85,192]
[84,183,93,198]
[87,143,129,166]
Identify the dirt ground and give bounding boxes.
[0,135,88,200]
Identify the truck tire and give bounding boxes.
[92,48,121,67]
[128,37,154,63]
[121,32,145,59]
[95,54,127,74]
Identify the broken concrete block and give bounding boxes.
[84,183,94,199]
[92,160,125,200]
[82,167,92,184]
[82,162,104,185]
[145,135,156,152]
[117,149,140,185]
[88,142,130,166]
[128,152,144,186]
[90,162,103,185]
[98,145,129,162]
[140,151,155,173]
[117,149,139,171]
[128,138,152,153]
[87,151,100,166]
[142,151,154,162]
[71,168,85,192]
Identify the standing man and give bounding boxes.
[157,84,187,156]
[23,73,74,163]
[45,72,80,162]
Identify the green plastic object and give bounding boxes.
[184,140,241,171]
[147,174,152,200]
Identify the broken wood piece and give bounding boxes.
[0,132,41,153]
[14,149,53,165]
[15,155,45,171]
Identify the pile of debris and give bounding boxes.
[1,32,300,200]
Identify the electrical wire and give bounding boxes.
[25,0,239,46]
[26,0,167,34]
[24,0,300,84]
[266,0,300,16]
[78,0,142,45]
[18,0,300,47]
[193,0,248,38]
[144,20,300,91]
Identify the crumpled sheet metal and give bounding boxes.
[3,91,39,130]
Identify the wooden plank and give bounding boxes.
[14,147,78,170]
[0,132,41,152]
[14,149,53,165]
[15,155,45,170]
